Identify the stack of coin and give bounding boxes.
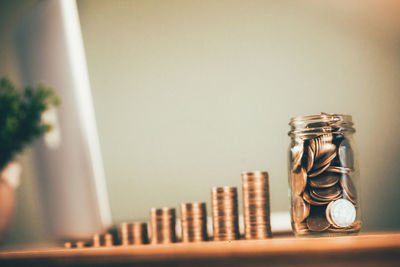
[242,171,272,239]
[150,207,177,244]
[120,222,149,245]
[289,119,361,234]
[180,202,208,242]
[104,233,113,247]
[92,234,102,247]
[211,186,240,241]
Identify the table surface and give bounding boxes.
[1,232,400,267]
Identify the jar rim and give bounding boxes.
[288,112,355,137]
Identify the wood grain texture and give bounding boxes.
[0,233,399,267]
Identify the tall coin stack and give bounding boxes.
[120,222,149,245]
[150,207,178,244]
[242,171,272,239]
[180,202,208,242]
[211,186,240,241]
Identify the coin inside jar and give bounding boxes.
[306,145,314,172]
[291,140,304,170]
[312,151,336,171]
[303,190,329,206]
[310,184,342,201]
[293,195,310,223]
[327,166,352,174]
[326,199,356,228]
[291,167,307,195]
[306,205,330,232]
[309,172,340,188]
[308,162,331,178]
[340,174,357,200]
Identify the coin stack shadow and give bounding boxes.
[120,222,149,245]
[290,130,360,234]
[242,171,272,239]
[211,187,240,241]
[180,202,208,242]
[150,207,177,244]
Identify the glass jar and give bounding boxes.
[288,113,361,236]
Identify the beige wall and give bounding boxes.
[77,0,400,230]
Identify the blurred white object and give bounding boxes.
[15,0,111,240]
[0,161,21,190]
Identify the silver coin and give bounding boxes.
[328,199,356,228]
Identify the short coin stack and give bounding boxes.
[290,127,360,234]
[242,171,272,239]
[180,202,208,242]
[120,222,149,245]
[150,207,177,244]
[211,186,240,241]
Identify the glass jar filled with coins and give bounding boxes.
[288,113,361,236]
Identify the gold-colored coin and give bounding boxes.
[211,186,240,241]
[104,233,113,247]
[306,145,314,172]
[303,190,329,206]
[291,140,304,170]
[306,206,330,232]
[291,167,307,195]
[327,166,352,174]
[293,195,310,223]
[310,184,342,201]
[340,174,357,200]
[308,162,331,178]
[180,202,208,242]
[242,171,271,239]
[312,151,336,171]
[308,172,340,188]
[150,207,177,244]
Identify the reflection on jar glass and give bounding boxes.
[288,113,361,236]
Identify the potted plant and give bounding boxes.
[0,78,60,243]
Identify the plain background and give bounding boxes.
[1,0,400,248]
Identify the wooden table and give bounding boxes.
[1,233,399,266]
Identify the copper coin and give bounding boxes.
[306,205,330,232]
[310,184,342,201]
[303,190,329,206]
[309,138,316,154]
[306,145,314,172]
[343,188,356,204]
[328,220,362,232]
[327,166,352,174]
[340,174,357,199]
[338,139,354,169]
[291,140,304,170]
[293,195,310,223]
[312,151,337,171]
[308,162,331,178]
[309,172,340,188]
[292,167,307,195]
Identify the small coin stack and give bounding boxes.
[150,207,178,244]
[211,186,240,241]
[120,222,149,245]
[290,118,360,234]
[242,171,272,239]
[180,202,208,242]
